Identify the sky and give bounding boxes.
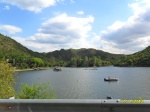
[0,0,150,54]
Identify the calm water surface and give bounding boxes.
[14,67,150,99]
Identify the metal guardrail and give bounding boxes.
[0,99,150,112]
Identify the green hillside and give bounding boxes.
[45,48,124,67]
[0,33,45,57]
[46,48,124,61]
[0,33,149,68]
[0,33,49,69]
[114,46,150,67]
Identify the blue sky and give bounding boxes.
[0,0,150,54]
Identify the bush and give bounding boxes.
[17,83,56,99]
[0,62,15,98]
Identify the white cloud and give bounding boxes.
[12,36,59,52]
[36,13,94,41]
[12,13,94,52]
[98,0,150,54]
[89,34,128,54]
[77,11,84,15]
[4,5,10,10]
[70,0,75,4]
[5,1,150,54]
[0,25,22,34]
[0,0,61,13]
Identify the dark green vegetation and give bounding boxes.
[47,48,124,67]
[114,46,150,67]
[0,33,149,67]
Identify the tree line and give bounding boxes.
[0,51,112,69]
[67,56,112,67]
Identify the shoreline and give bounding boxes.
[15,67,51,72]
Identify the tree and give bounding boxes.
[93,56,96,66]
[17,83,56,99]
[83,56,89,67]
[70,57,77,67]
[32,57,44,67]
[76,56,83,67]
[0,62,15,98]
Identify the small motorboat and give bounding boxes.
[104,77,119,81]
[53,66,62,71]
[107,96,112,99]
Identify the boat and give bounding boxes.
[93,66,97,70]
[106,96,112,99]
[104,77,119,81]
[84,66,97,70]
[53,66,62,71]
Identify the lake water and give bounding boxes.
[14,67,150,99]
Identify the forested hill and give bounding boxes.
[45,48,125,67]
[0,33,41,57]
[114,46,150,67]
[0,33,124,68]
[0,33,149,68]
[0,33,48,68]
[45,48,124,62]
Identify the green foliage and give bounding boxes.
[29,57,45,67]
[1,33,150,67]
[17,83,56,99]
[0,34,51,69]
[83,56,89,67]
[0,62,15,98]
[67,56,111,67]
[115,46,150,67]
[70,57,77,67]
[0,33,124,68]
[46,48,124,63]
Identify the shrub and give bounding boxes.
[0,62,15,98]
[17,83,56,99]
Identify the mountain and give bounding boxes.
[0,33,48,68]
[45,48,125,67]
[0,33,46,58]
[0,33,149,68]
[45,48,124,62]
[0,33,124,67]
[114,46,150,67]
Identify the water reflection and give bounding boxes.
[15,67,150,99]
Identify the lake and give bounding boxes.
[14,67,150,99]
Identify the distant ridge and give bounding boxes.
[0,33,149,67]
[0,33,124,62]
[114,46,150,67]
[45,48,124,62]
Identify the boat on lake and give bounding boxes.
[84,66,97,70]
[53,66,62,71]
[104,77,119,81]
